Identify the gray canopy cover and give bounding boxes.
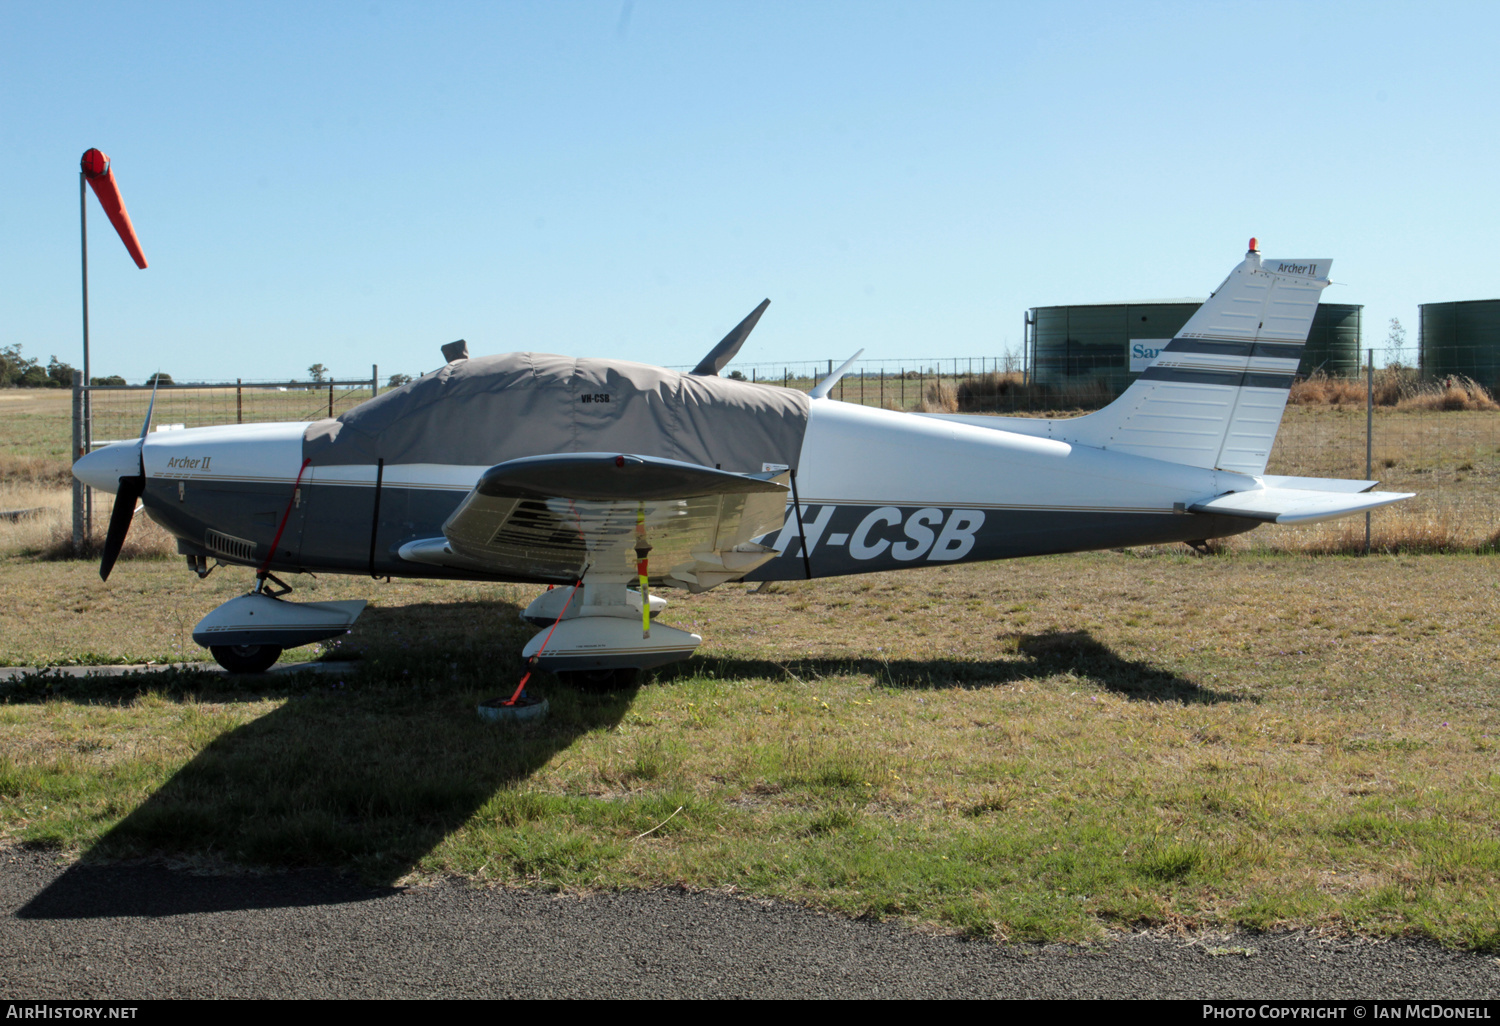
[303,353,812,475]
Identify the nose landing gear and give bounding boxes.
[209,643,284,674]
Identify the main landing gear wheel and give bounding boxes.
[557,668,638,691]
[210,644,283,674]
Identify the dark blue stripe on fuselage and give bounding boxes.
[741,503,1260,581]
[145,482,1265,586]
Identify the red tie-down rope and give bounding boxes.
[504,494,594,705]
[259,457,312,577]
[505,578,584,706]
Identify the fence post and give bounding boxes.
[327,380,334,418]
[72,371,84,553]
[372,363,379,398]
[236,378,243,423]
[1365,348,1374,554]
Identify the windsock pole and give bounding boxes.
[77,147,149,540]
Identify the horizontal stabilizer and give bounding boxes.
[1259,475,1381,494]
[1189,487,1413,525]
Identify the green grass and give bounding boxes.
[6,382,1500,946]
[2,551,1500,949]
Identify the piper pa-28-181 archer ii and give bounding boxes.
[75,241,1412,681]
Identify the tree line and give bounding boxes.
[0,345,109,387]
[1,345,416,390]
[0,343,174,388]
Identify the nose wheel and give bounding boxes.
[210,644,283,674]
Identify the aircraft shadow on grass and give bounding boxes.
[15,616,1233,920]
[17,601,637,919]
[658,628,1247,706]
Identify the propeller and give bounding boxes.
[99,379,159,581]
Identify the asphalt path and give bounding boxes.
[2,847,1498,999]
[0,661,353,681]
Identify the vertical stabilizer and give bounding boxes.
[1060,242,1330,475]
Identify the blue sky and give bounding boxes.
[3,1,1496,382]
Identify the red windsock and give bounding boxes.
[80,149,148,269]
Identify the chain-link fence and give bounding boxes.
[70,376,381,544]
[65,356,1500,552]
[80,377,380,447]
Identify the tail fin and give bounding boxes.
[1063,243,1330,476]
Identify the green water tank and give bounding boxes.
[1028,302,1363,396]
[1419,300,1500,389]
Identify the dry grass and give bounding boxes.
[1151,510,1480,558]
[10,378,1500,948]
[4,553,1500,948]
[916,380,959,413]
[1289,371,1370,407]
[0,454,73,488]
[1258,405,1500,551]
[913,372,1119,416]
[1291,369,1500,412]
[0,483,70,557]
[1397,378,1500,413]
[954,371,1024,408]
[9,379,1500,558]
[0,483,176,563]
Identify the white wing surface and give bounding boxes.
[431,453,790,591]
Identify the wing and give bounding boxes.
[404,453,790,591]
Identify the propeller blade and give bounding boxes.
[809,348,865,399]
[98,386,158,580]
[139,374,160,441]
[691,299,770,376]
[99,474,145,581]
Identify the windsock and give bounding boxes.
[80,149,147,269]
